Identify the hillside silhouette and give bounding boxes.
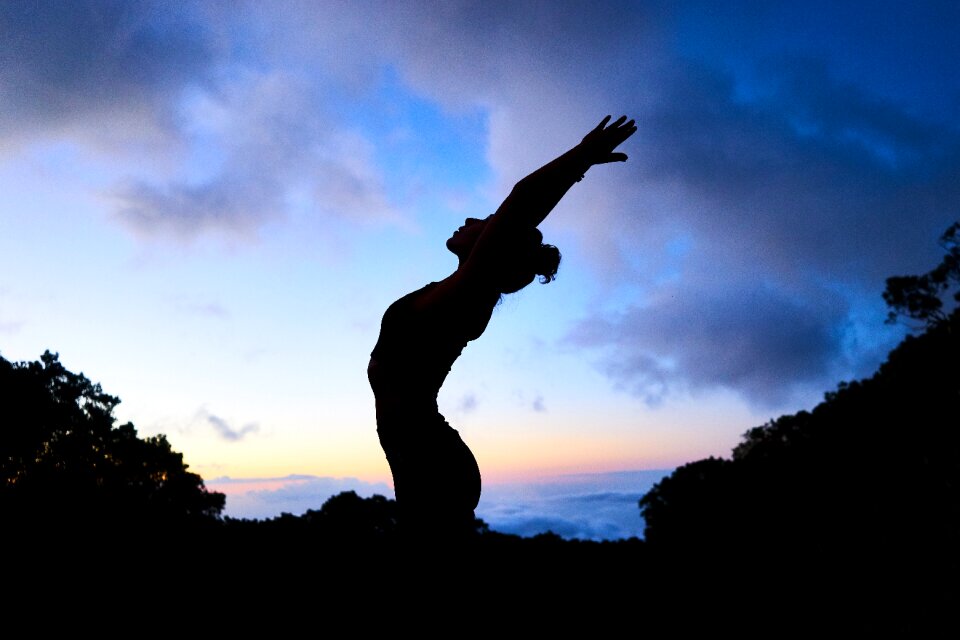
[638,305,958,631]
[638,225,958,631]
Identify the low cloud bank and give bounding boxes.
[477,469,673,541]
[207,469,672,540]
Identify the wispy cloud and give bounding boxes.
[205,413,258,442]
[458,393,477,413]
[174,297,229,318]
[0,321,23,335]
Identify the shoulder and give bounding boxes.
[409,274,499,316]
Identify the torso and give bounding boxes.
[368,281,498,429]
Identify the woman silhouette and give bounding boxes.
[368,116,636,539]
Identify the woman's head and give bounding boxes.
[447,217,561,294]
[446,217,487,258]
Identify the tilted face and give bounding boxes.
[446,217,487,258]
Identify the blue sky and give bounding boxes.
[2,1,958,538]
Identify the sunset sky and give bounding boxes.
[2,1,958,538]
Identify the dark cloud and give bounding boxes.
[0,1,213,145]
[369,0,658,107]
[631,55,960,282]
[570,283,850,407]
[532,395,545,412]
[113,171,285,239]
[206,413,258,442]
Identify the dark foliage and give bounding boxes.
[222,490,401,546]
[640,313,959,631]
[884,221,960,328]
[1,351,224,533]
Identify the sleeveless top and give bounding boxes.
[368,282,496,426]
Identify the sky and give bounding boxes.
[2,1,958,539]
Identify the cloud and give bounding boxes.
[0,1,213,149]
[510,390,547,412]
[206,475,392,520]
[569,283,850,407]
[205,413,258,442]
[561,52,959,406]
[1,3,399,240]
[111,72,400,239]
[458,393,477,413]
[6,2,959,402]
[330,2,957,407]
[174,299,228,318]
[113,171,285,240]
[627,55,960,283]
[478,469,672,541]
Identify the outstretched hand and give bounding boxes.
[579,115,636,165]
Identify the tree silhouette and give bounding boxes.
[884,221,960,328]
[1,351,224,531]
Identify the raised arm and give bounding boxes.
[421,116,635,304]
[492,115,637,229]
[450,116,635,286]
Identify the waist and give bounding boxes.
[369,357,440,422]
[369,356,444,395]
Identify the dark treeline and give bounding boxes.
[639,304,959,632]
[3,225,957,630]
